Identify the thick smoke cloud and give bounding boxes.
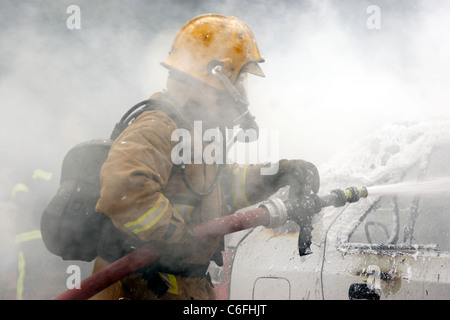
[0,0,449,298]
[1,0,449,194]
[249,0,450,164]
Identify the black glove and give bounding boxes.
[263,159,320,197]
[156,225,199,266]
[137,226,199,297]
[265,159,320,256]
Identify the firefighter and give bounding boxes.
[10,169,71,299]
[91,14,319,300]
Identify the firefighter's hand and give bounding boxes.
[138,227,198,282]
[264,159,320,196]
[156,226,198,266]
[285,193,322,221]
[284,193,321,256]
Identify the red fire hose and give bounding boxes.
[54,186,368,300]
[55,207,269,300]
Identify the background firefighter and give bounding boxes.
[90,14,320,300]
[7,169,78,299]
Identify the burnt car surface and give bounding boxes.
[211,120,450,300]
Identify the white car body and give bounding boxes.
[212,120,450,300]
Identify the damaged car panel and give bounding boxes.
[214,121,450,300]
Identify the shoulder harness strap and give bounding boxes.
[109,98,188,141]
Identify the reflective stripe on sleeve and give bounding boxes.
[124,194,169,234]
[32,169,53,181]
[14,230,42,244]
[232,165,251,209]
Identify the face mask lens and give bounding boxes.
[211,64,259,140]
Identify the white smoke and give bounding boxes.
[245,0,450,166]
[1,0,449,299]
[2,0,450,188]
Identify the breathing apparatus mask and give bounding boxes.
[209,62,260,143]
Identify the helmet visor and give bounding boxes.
[234,62,264,105]
[241,62,265,78]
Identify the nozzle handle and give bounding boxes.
[297,219,313,256]
[287,186,368,257]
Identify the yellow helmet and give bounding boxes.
[162,14,265,91]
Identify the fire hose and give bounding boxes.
[55,186,367,300]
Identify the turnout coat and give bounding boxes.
[90,92,273,300]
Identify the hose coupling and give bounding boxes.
[259,198,289,228]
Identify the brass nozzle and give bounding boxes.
[344,187,368,203]
[359,186,368,198]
